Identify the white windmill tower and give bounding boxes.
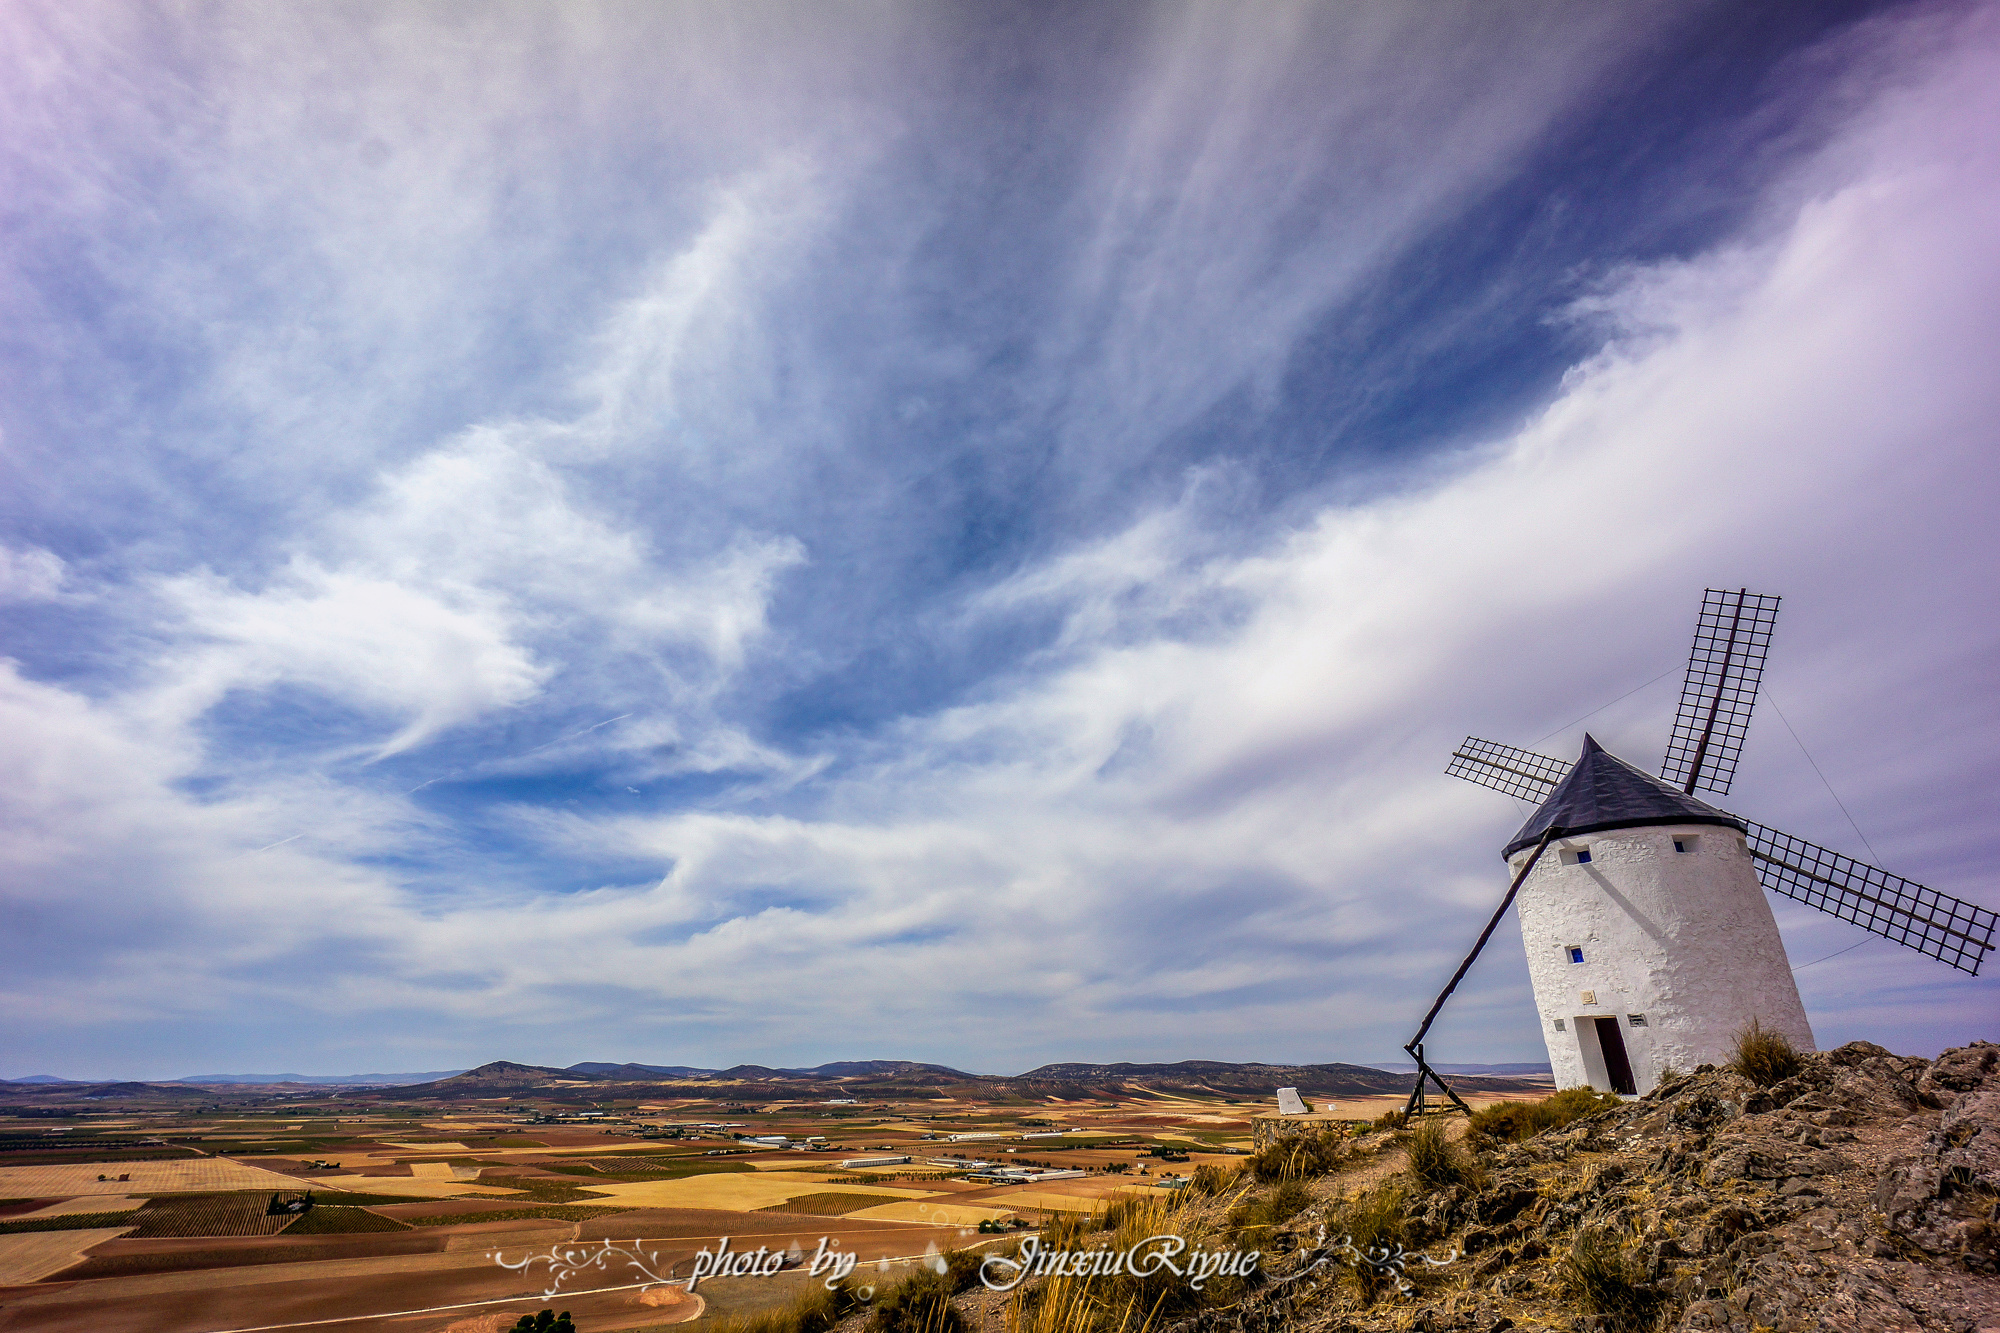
[1400,589,1996,1112]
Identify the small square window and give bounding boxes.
[1560,847,1593,865]
[1568,946,1585,964]
[1627,1014,1647,1027]
[1576,848,1592,864]
[1673,838,1694,854]
[1553,1018,1566,1032]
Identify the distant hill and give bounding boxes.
[567,1062,715,1078]
[2,1055,1545,1105]
[560,1059,972,1082]
[1367,1062,1553,1077]
[1019,1059,1406,1087]
[332,1055,1545,1104]
[784,1060,971,1079]
[407,1061,594,1090]
[170,1070,468,1086]
[1013,1060,1545,1098]
[5,1075,84,1084]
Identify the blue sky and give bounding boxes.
[2,1,1996,1079]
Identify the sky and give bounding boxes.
[1,1,1996,1081]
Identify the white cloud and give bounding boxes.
[3,3,1996,1075]
[0,545,64,601]
[160,565,549,758]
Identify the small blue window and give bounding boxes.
[1568,946,1585,964]
[1673,839,1690,853]
[1575,849,1592,864]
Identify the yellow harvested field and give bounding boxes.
[382,1141,471,1150]
[583,1173,930,1212]
[16,1195,147,1218]
[978,1185,1153,1214]
[311,1174,523,1198]
[0,1228,133,1285]
[407,1162,459,1178]
[0,1159,312,1198]
[842,1199,1016,1225]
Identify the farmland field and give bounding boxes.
[280,1204,411,1234]
[0,1063,1558,1331]
[123,1192,297,1238]
[756,1191,912,1215]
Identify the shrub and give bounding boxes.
[1248,1128,1347,1182]
[1731,1019,1804,1087]
[1188,1163,1242,1197]
[1327,1184,1407,1301]
[1468,1087,1625,1143]
[511,1313,574,1333]
[869,1266,966,1333]
[709,1284,865,1333]
[1229,1176,1317,1241]
[1562,1230,1665,1331]
[1403,1118,1467,1191]
[1011,1191,1243,1332]
[1371,1108,1408,1131]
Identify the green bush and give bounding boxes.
[1467,1087,1625,1143]
[1371,1108,1408,1131]
[1730,1019,1804,1087]
[511,1312,575,1333]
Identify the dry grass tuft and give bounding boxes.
[705,1281,857,1333]
[1730,1019,1804,1087]
[1561,1229,1666,1331]
[1468,1088,1624,1144]
[1404,1119,1472,1192]
[1327,1183,1407,1302]
[1247,1128,1347,1182]
[1007,1192,1241,1333]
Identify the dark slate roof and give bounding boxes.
[1502,734,1746,859]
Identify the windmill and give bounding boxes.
[1402,588,1996,1115]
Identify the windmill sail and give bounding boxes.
[1446,736,1567,802]
[1745,824,1997,975]
[1445,738,1996,975]
[1659,588,1782,796]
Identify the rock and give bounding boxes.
[1707,1142,1790,1181]
[1681,1298,1731,1329]
[1827,1040,1897,1067]
[1878,1084,2000,1271]
[1919,1042,2000,1105]
[1474,1181,1540,1227]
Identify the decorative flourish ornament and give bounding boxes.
[489,1238,674,1300]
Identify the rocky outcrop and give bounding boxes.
[1181,1040,2000,1333]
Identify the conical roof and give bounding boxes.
[1502,734,1746,859]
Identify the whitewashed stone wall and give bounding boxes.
[1513,822,1815,1095]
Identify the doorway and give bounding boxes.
[1593,1017,1637,1095]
